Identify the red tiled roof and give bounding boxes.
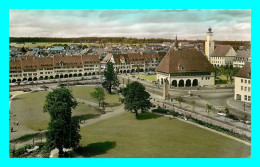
[156,48,215,73]
[211,45,232,57]
[236,62,251,79]
[82,55,100,64]
[236,50,251,59]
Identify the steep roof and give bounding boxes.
[236,50,251,58]
[156,48,214,73]
[236,62,251,79]
[211,45,232,57]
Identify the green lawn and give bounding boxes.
[71,86,120,106]
[135,75,156,82]
[10,90,101,131]
[75,112,250,158]
[215,75,232,85]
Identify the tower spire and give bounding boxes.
[174,34,179,49]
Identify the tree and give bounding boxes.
[122,81,151,117]
[176,97,183,108]
[21,46,27,53]
[43,87,81,157]
[205,104,213,116]
[102,62,119,94]
[191,100,196,112]
[224,106,229,115]
[228,67,240,84]
[91,87,105,107]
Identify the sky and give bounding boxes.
[9,9,251,41]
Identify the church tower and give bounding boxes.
[205,27,214,60]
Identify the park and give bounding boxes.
[9,83,251,158]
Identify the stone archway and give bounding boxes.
[69,74,73,78]
[60,75,64,78]
[64,74,68,78]
[178,80,184,87]
[23,78,27,81]
[73,74,77,77]
[33,77,37,81]
[12,79,16,83]
[84,73,88,76]
[55,75,59,79]
[78,73,82,77]
[44,76,48,80]
[192,79,198,86]
[39,76,43,80]
[186,79,191,87]
[28,77,32,81]
[50,76,54,79]
[172,80,177,87]
[17,79,21,82]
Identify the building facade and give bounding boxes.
[101,52,166,73]
[234,62,251,103]
[9,55,100,83]
[210,45,236,67]
[233,50,251,68]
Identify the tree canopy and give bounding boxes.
[43,87,81,157]
[122,81,151,117]
[102,62,119,93]
[91,87,105,107]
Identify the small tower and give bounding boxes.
[205,27,214,60]
[170,34,179,50]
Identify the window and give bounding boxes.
[245,87,247,91]
[248,96,251,101]
[248,80,251,84]
[245,80,247,84]
[241,86,243,91]
[202,77,203,80]
[244,95,247,101]
[241,79,243,83]
[248,87,251,92]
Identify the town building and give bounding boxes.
[233,50,251,68]
[156,48,215,87]
[101,52,166,73]
[9,55,100,83]
[210,45,236,67]
[234,62,251,103]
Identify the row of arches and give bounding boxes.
[10,72,100,83]
[117,68,156,74]
[159,79,198,87]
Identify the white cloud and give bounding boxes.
[9,9,251,41]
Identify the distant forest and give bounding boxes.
[10,37,251,50]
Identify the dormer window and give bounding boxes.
[60,61,64,67]
[178,64,184,71]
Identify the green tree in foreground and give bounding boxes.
[102,62,119,94]
[176,97,183,108]
[205,104,213,116]
[43,87,81,157]
[122,81,151,117]
[91,87,105,107]
[191,100,196,112]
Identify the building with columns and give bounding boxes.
[205,27,215,60]
[156,48,215,88]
